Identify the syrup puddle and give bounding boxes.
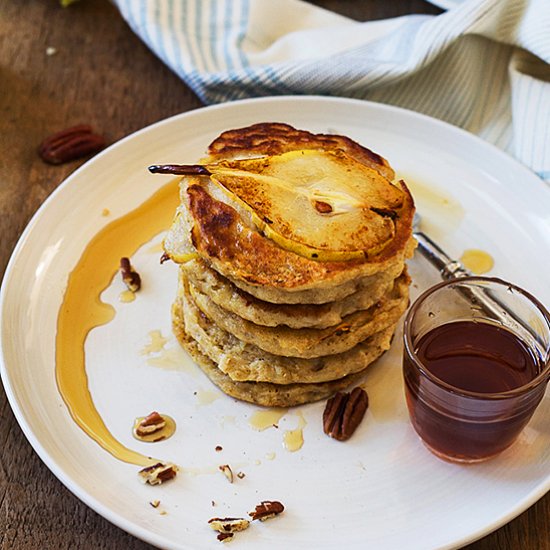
[147,346,196,373]
[249,408,287,431]
[401,175,465,241]
[283,411,307,452]
[195,389,221,406]
[459,249,494,274]
[119,289,136,303]
[132,414,177,443]
[141,329,169,355]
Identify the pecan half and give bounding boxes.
[135,411,166,437]
[248,500,284,521]
[120,257,141,292]
[323,387,369,441]
[38,124,105,165]
[138,462,178,485]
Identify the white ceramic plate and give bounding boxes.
[425,0,464,9]
[1,97,549,550]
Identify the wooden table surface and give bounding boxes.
[0,1,548,548]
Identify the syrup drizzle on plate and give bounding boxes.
[55,179,180,466]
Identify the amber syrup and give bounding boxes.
[404,321,543,461]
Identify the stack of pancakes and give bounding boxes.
[161,123,415,407]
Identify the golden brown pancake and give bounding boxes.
[173,292,389,407]
[187,271,410,358]
[182,258,399,329]
[206,122,395,181]
[176,276,395,385]
[163,123,415,300]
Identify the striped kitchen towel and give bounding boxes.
[113,0,550,181]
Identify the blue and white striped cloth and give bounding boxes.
[113,0,550,182]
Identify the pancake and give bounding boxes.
[182,258,401,329]
[206,122,395,181]
[177,277,394,384]
[187,271,409,358]
[222,238,415,304]
[182,177,414,295]
[173,296,391,407]
[162,123,416,300]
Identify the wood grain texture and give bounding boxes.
[0,1,547,549]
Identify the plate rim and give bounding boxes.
[425,0,463,10]
[1,95,549,550]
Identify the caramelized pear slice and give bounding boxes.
[207,149,404,260]
[154,149,405,262]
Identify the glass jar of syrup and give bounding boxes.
[403,277,550,463]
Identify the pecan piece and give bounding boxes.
[248,500,284,521]
[120,257,141,292]
[219,464,233,483]
[208,517,250,533]
[38,124,105,165]
[323,387,368,441]
[138,462,178,485]
[135,411,166,437]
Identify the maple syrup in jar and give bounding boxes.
[403,277,550,463]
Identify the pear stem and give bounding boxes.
[148,164,211,176]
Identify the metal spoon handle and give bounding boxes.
[413,231,470,279]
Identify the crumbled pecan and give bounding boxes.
[150,500,160,508]
[236,472,246,479]
[215,445,223,452]
[219,464,233,483]
[208,517,250,532]
[38,124,105,165]
[120,257,141,292]
[248,500,284,521]
[135,411,166,437]
[159,252,171,264]
[323,387,369,441]
[217,533,233,542]
[138,462,178,485]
